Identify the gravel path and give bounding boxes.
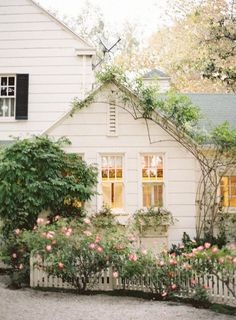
[0,275,235,320]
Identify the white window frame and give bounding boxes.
[99,153,125,214]
[0,74,16,119]
[140,153,165,208]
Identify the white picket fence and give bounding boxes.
[30,257,236,306]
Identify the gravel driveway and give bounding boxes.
[0,275,235,320]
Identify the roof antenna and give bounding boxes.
[92,37,121,69]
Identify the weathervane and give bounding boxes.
[92,37,121,69]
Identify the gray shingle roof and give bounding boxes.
[143,69,170,79]
[186,93,236,129]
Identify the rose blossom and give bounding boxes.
[58,262,64,269]
[89,243,96,249]
[204,242,211,249]
[211,246,218,253]
[12,253,17,259]
[46,245,52,252]
[171,284,177,290]
[95,234,101,243]
[169,258,177,265]
[141,249,147,255]
[161,291,167,297]
[191,279,197,285]
[128,253,138,261]
[112,271,119,278]
[18,264,24,270]
[15,228,21,235]
[197,245,204,251]
[159,260,165,267]
[96,246,103,252]
[37,218,44,225]
[233,257,236,264]
[218,257,224,264]
[83,218,91,224]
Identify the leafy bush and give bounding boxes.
[21,215,131,292]
[0,136,98,238]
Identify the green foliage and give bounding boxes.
[22,215,131,292]
[211,121,236,151]
[133,207,174,233]
[70,93,95,116]
[0,136,97,237]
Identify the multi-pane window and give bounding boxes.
[101,155,123,209]
[0,75,16,118]
[220,176,236,207]
[142,155,164,207]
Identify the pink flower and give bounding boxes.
[233,257,236,264]
[203,284,209,289]
[161,291,167,297]
[18,264,24,270]
[83,218,91,224]
[52,240,57,245]
[128,253,138,261]
[96,246,104,253]
[192,248,197,254]
[128,234,136,242]
[159,260,165,267]
[54,215,60,221]
[191,279,197,285]
[37,218,44,225]
[89,243,96,249]
[141,249,147,255]
[211,246,218,253]
[84,230,92,236]
[218,257,224,264]
[58,262,64,269]
[95,234,101,243]
[12,253,17,259]
[46,231,55,239]
[46,245,52,252]
[204,242,211,249]
[169,258,177,265]
[112,271,119,278]
[171,284,177,290]
[15,228,21,235]
[197,245,204,251]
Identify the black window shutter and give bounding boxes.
[15,74,29,120]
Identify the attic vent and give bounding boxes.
[107,104,118,136]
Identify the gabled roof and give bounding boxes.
[29,0,96,54]
[143,69,170,79]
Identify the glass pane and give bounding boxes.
[153,184,163,207]
[142,156,149,178]
[1,77,7,86]
[102,169,108,179]
[0,99,3,116]
[149,156,156,179]
[157,156,163,178]
[220,177,229,206]
[1,87,7,96]
[8,87,14,96]
[9,77,15,86]
[143,184,152,207]
[10,98,14,117]
[116,156,122,179]
[102,182,111,207]
[113,182,123,208]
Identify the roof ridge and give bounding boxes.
[29,0,96,52]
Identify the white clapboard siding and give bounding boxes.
[46,83,198,245]
[0,0,94,140]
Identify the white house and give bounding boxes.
[1,0,236,249]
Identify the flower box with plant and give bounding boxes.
[133,207,174,235]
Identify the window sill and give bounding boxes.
[0,118,27,123]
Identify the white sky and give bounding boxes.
[37,0,170,39]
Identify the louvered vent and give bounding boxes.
[107,105,118,136]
